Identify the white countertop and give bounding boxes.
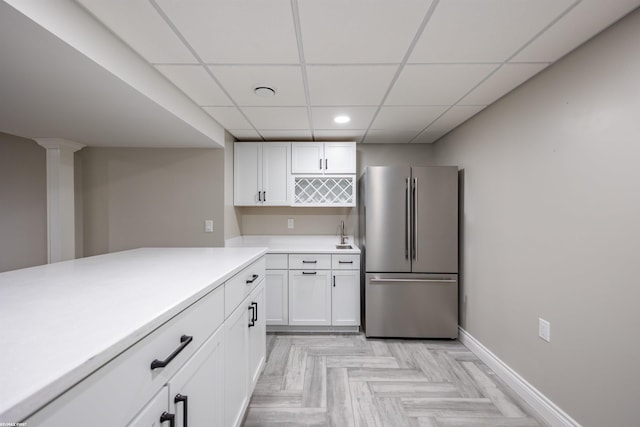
[0,247,266,422]
[225,235,360,254]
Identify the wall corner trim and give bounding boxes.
[459,327,582,427]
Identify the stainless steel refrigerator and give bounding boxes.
[359,166,458,338]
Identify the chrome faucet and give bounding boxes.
[340,220,348,245]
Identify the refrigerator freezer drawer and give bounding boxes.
[365,273,458,339]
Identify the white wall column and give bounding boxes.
[36,138,85,263]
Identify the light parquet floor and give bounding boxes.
[243,333,546,427]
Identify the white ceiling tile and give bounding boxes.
[241,107,310,130]
[311,107,377,130]
[155,0,299,64]
[228,129,262,141]
[314,130,365,142]
[371,106,448,130]
[156,65,232,106]
[513,0,640,62]
[412,106,485,143]
[386,64,498,105]
[306,65,398,106]
[461,63,549,105]
[203,107,252,129]
[209,66,306,106]
[364,130,420,144]
[410,0,574,63]
[76,0,197,64]
[260,130,313,141]
[298,0,432,64]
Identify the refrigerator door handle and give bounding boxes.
[370,278,456,283]
[412,177,418,260]
[405,177,411,259]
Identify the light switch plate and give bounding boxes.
[538,318,551,342]
[205,220,214,233]
[288,218,294,229]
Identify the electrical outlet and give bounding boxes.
[288,218,294,229]
[538,318,551,342]
[205,220,214,233]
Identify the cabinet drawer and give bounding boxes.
[288,254,331,270]
[331,254,360,270]
[27,286,224,427]
[225,256,266,318]
[266,253,288,269]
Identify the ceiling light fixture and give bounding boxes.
[254,85,276,97]
[334,115,350,124]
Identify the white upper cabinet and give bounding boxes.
[234,142,290,206]
[291,141,356,175]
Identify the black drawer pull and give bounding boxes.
[302,271,317,275]
[174,394,188,427]
[150,335,193,370]
[160,412,175,427]
[302,260,317,264]
[251,301,258,322]
[246,274,259,284]
[338,260,354,264]
[248,305,255,327]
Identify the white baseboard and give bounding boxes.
[458,327,581,427]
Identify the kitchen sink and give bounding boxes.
[336,244,353,249]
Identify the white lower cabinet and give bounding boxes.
[127,387,170,427]
[288,269,331,325]
[224,296,250,427]
[248,283,266,389]
[265,269,288,325]
[332,270,360,326]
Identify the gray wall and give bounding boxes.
[0,133,47,271]
[80,147,224,256]
[224,131,241,240]
[229,143,435,238]
[434,9,640,427]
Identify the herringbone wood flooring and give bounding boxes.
[243,334,545,427]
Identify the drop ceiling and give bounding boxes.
[2,0,639,146]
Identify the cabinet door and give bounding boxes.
[248,282,266,388]
[332,270,360,326]
[291,142,324,174]
[262,142,290,205]
[288,270,331,325]
[234,142,262,205]
[324,142,356,174]
[168,326,224,427]
[127,387,169,427]
[266,269,288,325]
[224,301,250,427]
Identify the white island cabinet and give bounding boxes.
[0,248,266,427]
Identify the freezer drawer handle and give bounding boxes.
[302,260,317,264]
[150,335,193,370]
[160,412,175,427]
[174,394,188,427]
[370,278,456,283]
[302,271,317,275]
[246,274,259,284]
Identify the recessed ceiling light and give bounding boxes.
[254,86,276,97]
[334,115,350,124]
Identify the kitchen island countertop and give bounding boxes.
[0,246,266,422]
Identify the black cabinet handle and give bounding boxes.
[302,260,317,264]
[174,394,188,427]
[319,158,322,170]
[258,191,262,202]
[333,275,336,287]
[325,158,328,170]
[302,271,317,275]
[263,191,266,202]
[160,412,175,427]
[248,305,255,327]
[246,274,259,284]
[151,335,193,370]
[338,260,354,264]
[251,302,258,322]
